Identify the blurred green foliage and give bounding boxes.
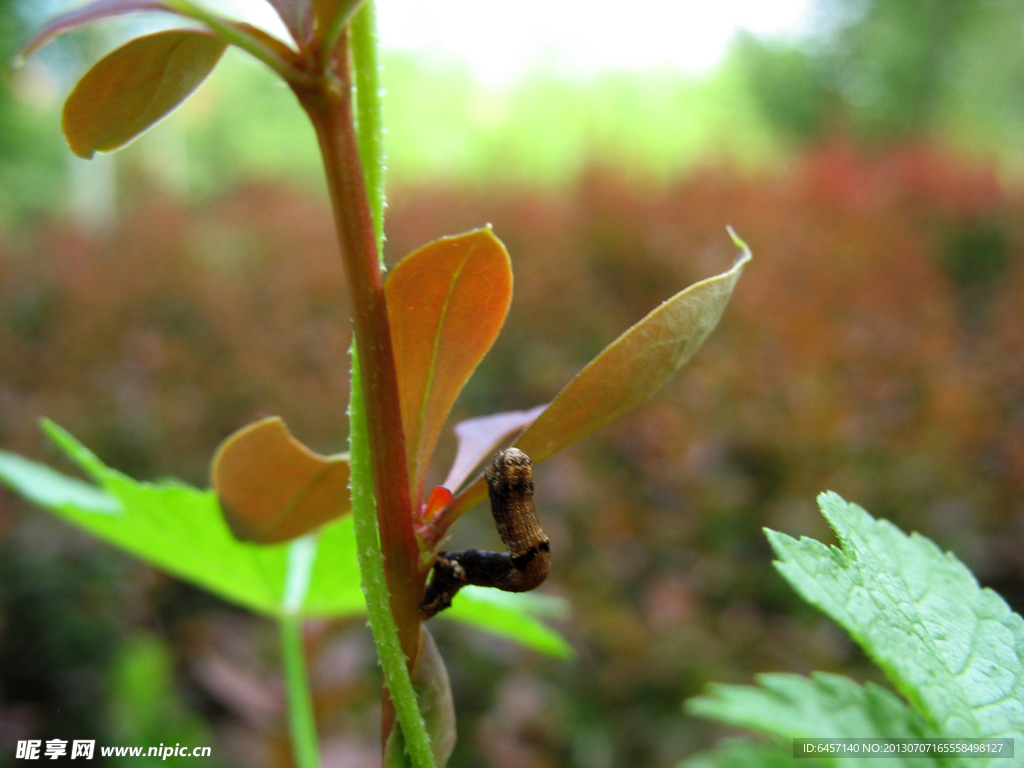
[740,0,1024,168]
[109,636,219,767]
[0,0,66,218]
[3,0,1024,208]
[3,138,1023,766]
[123,48,780,195]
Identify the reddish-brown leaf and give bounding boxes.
[265,0,311,44]
[62,30,226,159]
[386,228,513,506]
[212,417,350,544]
[17,0,175,62]
[443,232,751,524]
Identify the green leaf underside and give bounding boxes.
[679,738,829,768]
[767,493,1024,762]
[62,29,226,159]
[0,421,361,617]
[0,423,570,655]
[688,673,951,768]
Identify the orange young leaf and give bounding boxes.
[423,486,453,520]
[62,29,227,159]
[443,231,751,525]
[386,227,513,506]
[212,417,350,544]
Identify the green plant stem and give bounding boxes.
[317,0,366,71]
[349,353,436,768]
[297,5,435,764]
[348,7,435,762]
[280,616,319,768]
[351,0,386,256]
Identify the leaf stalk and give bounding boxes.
[280,614,322,768]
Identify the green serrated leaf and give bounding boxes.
[679,737,829,768]
[0,449,119,514]
[688,673,953,768]
[0,422,572,656]
[767,492,1024,765]
[0,421,363,618]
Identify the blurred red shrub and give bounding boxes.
[1,140,1022,767]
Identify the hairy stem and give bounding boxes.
[351,1,386,255]
[298,35,422,657]
[297,4,434,764]
[349,353,436,768]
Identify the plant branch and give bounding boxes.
[166,0,319,86]
[349,353,436,768]
[294,7,434,764]
[296,33,422,657]
[316,0,366,71]
[351,1,386,256]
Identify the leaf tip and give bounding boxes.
[725,225,752,267]
[67,143,97,160]
[816,489,845,507]
[38,416,63,441]
[763,527,798,559]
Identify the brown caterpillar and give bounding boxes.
[420,448,550,619]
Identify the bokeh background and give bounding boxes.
[1,0,1024,765]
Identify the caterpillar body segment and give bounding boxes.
[421,448,550,618]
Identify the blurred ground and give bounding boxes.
[1,1,1023,766]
